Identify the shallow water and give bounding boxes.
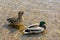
[0,0,60,40]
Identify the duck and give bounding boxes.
[28,21,46,30]
[7,11,25,31]
[7,11,24,24]
[23,21,47,34]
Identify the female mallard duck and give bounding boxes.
[23,21,46,34]
[7,11,25,30]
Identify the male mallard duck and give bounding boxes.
[7,11,25,30]
[23,21,46,34]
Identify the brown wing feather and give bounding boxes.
[7,18,17,24]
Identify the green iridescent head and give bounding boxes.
[39,21,46,26]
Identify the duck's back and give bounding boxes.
[7,17,17,24]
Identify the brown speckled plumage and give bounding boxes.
[7,11,25,31]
